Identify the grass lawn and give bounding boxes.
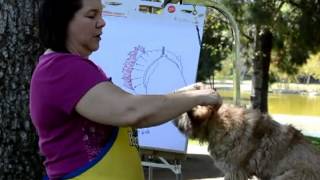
[306,136,320,150]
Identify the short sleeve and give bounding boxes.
[41,55,110,114]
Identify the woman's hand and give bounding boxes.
[174,82,222,109]
[174,82,208,92]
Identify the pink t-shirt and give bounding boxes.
[29,52,113,179]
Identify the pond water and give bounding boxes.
[269,93,320,116]
[219,90,320,116]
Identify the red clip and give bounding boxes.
[168,5,176,13]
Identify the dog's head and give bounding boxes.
[174,104,247,143]
[174,105,218,142]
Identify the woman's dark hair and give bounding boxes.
[39,0,83,52]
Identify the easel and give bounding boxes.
[137,1,242,180]
[140,148,186,180]
[132,1,204,179]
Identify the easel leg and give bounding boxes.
[141,150,186,180]
[176,173,182,180]
[175,160,182,180]
[148,166,153,180]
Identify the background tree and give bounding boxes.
[185,0,320,112]
[217,0,320,112]
[299,52,320,83]
[0,1,44,179]
[197,8,233,82]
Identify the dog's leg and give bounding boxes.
[224,170,249,180]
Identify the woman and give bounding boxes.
[29,0,222,179]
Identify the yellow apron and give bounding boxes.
[60,127,144,180]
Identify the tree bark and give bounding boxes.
[251,27,273,113]
[0,0,44,179]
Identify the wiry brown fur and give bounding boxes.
[175,104,320,180]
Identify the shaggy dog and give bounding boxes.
[174,104,320,180]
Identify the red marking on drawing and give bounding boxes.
[168,5,176,13]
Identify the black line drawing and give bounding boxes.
[122,45,187,94]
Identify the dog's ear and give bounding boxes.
[210,103,221,112]
[187,105,213,124]
[174,113,194,135]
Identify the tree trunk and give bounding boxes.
[251,27,273,113]
[0,1,44,179]
[307,75,311,84]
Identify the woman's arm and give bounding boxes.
[75,81,221,128]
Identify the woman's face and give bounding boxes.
[66,0,105,57]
